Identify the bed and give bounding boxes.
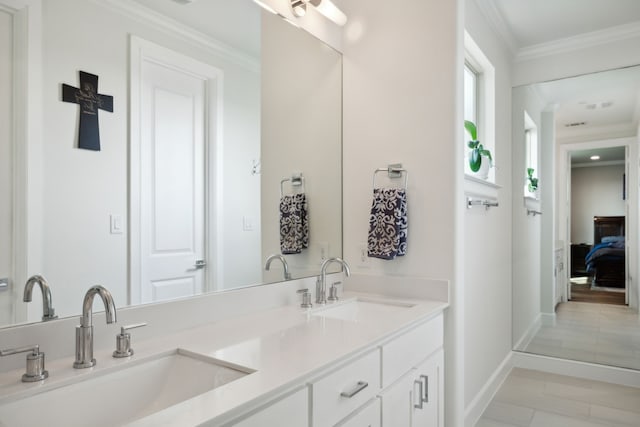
[585,216,625,288]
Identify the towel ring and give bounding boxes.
[280,174,305,197]
[372,164,408,190]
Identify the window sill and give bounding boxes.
[524,196,541,214]
[464,174,501,200]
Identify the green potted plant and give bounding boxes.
[464,120,493,179]
[527,167,539,194]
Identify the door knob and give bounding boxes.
[194,260,207,269]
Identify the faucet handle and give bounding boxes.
[113,322,147,358]
[327,281,342,302]
[0,345,49,382]
[296,289,313,309]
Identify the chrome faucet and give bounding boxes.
[23,275,57,321]
[316,257,351,305]
[265,254,292,280]
[74,285,117,369]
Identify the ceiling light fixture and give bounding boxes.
[590,155,600,161]
[290,0,347,26]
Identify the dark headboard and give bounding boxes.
[594,216,625,244]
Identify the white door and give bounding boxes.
[130,38,221,304]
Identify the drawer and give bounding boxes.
[336,398,380,427]
[311,349,381,427]
[381,314,443,387]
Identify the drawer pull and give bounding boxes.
[420,374,429,403]
[340,381,368,398]
[414,379,424,409]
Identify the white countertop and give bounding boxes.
[0,291,448,426]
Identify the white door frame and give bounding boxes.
[1,0,42,323]
[129,36,223,305]
[558,137,637,309]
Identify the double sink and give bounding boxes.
[0,297,414,426]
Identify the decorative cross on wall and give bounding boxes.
[62,70,113,151]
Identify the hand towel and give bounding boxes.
[280,193,309,254]
[367,188,408,260]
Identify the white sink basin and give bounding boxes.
[0,348,253,427]
[312,298,415,322]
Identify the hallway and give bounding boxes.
[477,368,640,426]
[522,301,640,370]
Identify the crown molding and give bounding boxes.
[557,122,637,144]
[472,0,518,55]
[572,160,625,169]
[93,0,260,73]
[516,21,640,63]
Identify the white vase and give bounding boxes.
[474,155,490,180]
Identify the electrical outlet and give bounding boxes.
[358,243,369,267]
[319,242,329,263]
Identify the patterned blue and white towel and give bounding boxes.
[280,193,309,254]
[367,188,408,260]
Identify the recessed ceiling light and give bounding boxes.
[590,155,600,160]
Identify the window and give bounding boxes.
[464,63,478,126]
[463,32,495,182]
[524,111,539,197]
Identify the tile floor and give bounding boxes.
[521,301,640,370]
[476,368,640,426]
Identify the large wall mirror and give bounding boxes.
[0,0,342,327]
[512,65,640,372]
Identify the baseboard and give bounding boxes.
[464,352,513,427]
[540,312,556,326]
[513,313,541,351]
[512,351,640,388]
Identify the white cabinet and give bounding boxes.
[411,350,444,426]
[229,387,308,427]
[229,313,444,427]
[336,398,381,427]
[379,349,444,427]
[310,349,381,427]
[379,369,414,426]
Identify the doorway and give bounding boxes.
[566,145,628,306]
[129,37,222,305]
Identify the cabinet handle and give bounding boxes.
[421,374,429,403]
[340,381,368,398]
[414,379,424,409]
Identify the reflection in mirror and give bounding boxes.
[512,65,640,371]
[0,0,342,327]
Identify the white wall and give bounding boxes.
[340,0,462,422]
[260,11,342,283]
[571,165,626,244]
[463,0,514,414]
[0,9,12,324]
[29,0,260,319]
[510,86,545,347]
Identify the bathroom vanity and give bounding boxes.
[0,277,448,426]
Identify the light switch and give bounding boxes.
[243,216,254,231]
[110,214,124,234]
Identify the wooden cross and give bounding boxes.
[62,71,113,151]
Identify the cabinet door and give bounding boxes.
[411,350,444,427]
[231,387,308,427]
[379,368,415,427]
